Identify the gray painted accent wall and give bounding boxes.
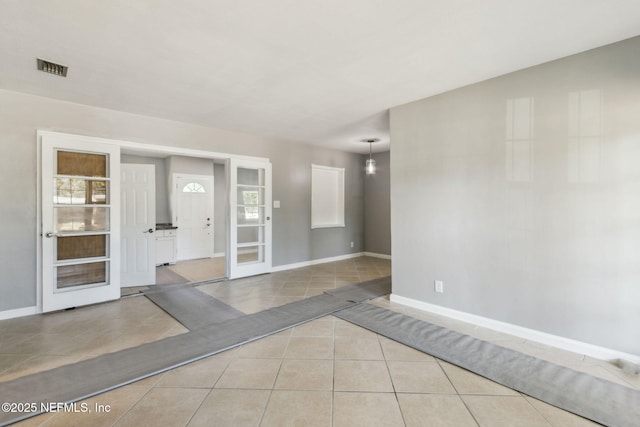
[363,151,391,255]
[390,36,640,355]
[0,90,363,312]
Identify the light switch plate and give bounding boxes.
[274,200,281,208]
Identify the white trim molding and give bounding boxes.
[0,306,40,321]
[271,252,364,272]
[363,252,391,260]
[390,294,640,365]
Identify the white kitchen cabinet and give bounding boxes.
[155,228,177,266]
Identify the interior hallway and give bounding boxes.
[1,257,636,426]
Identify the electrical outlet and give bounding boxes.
[350,241,354,248]
[434,280,444,293]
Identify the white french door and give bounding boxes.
[228,158,272,279]
[121,164,156,287]
[40,132,121,312]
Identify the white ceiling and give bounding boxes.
[1,1,639,154]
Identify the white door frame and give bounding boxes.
[36,132,271,313]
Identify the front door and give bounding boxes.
[121,164,156,287]
[174,174,214,261]
[228,158,272,279]
[40,132,120,312]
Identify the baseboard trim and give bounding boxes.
[271,252,364,272]
[0,305,39,320]
[212,252,225,258]
[363,252,391,260]
[390,294,640,364]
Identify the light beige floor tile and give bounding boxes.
[39,385,149,427]
[334,360,394,392]
[378,336,435,361]
[210,347,240,359]
[187,389,270,427]
[462,395,551,427]
[398,393,478,427]
[274,359,333,390]
[291,319,334,337]
[215,358,281,389]
[261,390,332,427]
[334,337,384,360]
[308,280,336,288]
[387,361,456,393]
[334,319,377,337]
[333,392,404,427]
[114,387,208,427]
[155,356,230,388]
[524,396,601,427]
[285,337,334,359]
[11,412,56,427]
[237,335,290,359]
[0,256,609,427]
[439,361,519,395]
[129,373,163,389]
[276,287,308,297]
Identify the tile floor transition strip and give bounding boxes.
[143,284,245,330]
[0,294,358,426]
[335,303,640,427]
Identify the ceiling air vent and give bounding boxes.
[37,58,68,77]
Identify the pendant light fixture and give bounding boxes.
[361,138,380,175]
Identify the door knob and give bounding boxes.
[144,228,154,233]
[44,232,56,238]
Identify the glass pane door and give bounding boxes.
[53,151,110,291]
[229,159,272,279]
[41,132,120,312]
[237,167,265,265]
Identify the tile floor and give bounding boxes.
[1,256,636,426]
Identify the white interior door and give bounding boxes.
[229,158,272,279]
[174,174,214,260]
[121,164,156,287]
[40,132,120,312]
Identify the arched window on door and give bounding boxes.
[182,182,205,193]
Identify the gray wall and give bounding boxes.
[390,36,640,355]
[0,90,363,312]
[363,151,391,255]
[166,155,215,177]
[273,143,364,263]
[121,154,171,223]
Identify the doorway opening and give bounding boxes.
[38,130,272,312]
[120,153,228,294]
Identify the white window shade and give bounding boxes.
[311,164,345,229]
